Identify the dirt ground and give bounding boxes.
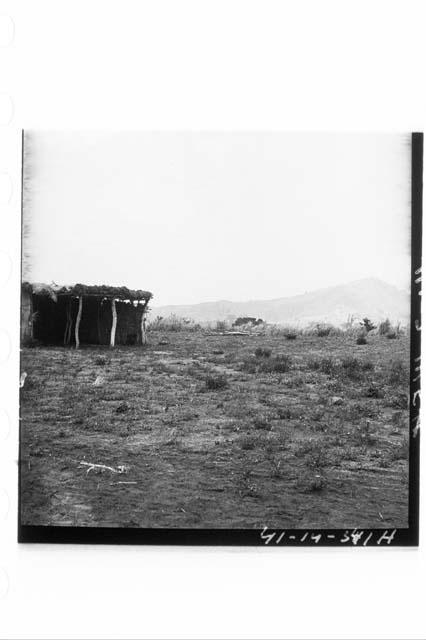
[20,331,410,528]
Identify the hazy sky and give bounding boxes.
[23,132,411,306]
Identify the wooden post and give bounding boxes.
[63,301,68,345]
[140,306,147,345]
[97,299,102,345]
[64,298,72,345]
[21,289,34,343]
[110,298,117,347]
[75,296,83,349]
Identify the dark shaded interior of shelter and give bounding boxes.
[31,295,147,346]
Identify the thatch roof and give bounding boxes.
[22,282,153,302]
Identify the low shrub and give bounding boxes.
[378,318,404,339]
[284,330,298,340]
[340,446,359,461]
[237,468,259,497]
[148,314,202,332]
[277,407,293,420]
[296,471,326,493]
[316,324,332,337]
[240,358,257,374]
[295,439,317,456]
[239,435,258,450]
[341,356,362,380]
[253,415,272,430]
[389,436,410,461]
[388,393,408,409]
[295,440,329,468]
[343,402,379,421]
[204,375,229,391]
[242,353,292,375]
[306,447,329,469]
[233,317,264,327]
[356,335,367,345]
[378,318,392,335]
[364,384,384,399]
[254,347,272,358]
[388,359,408,386]
[272,431,290,451]
[258,354,292,374]
[115,402,130,414]
[307,356,336,375]
[353,420,377,446]
[341,356,374,381]
[307,475,326,492]
[215,320,228,332]
[269,356,292,373]
[360,317,376,333]
[307,358,320,370]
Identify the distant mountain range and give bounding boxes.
[150,278,410,326]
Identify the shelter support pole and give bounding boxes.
[64,298,72,345]
[27,294,34,341]
[110,298,117,347]
[75,296,83,349]
[97,299,102,344]
[140,306,147,345]
[63,302,68,345]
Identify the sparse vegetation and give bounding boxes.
[307,356,336,375]
[341,356,374,381]
[20,325,410,529]
[364,384,384,399]
[277,407,293,420]
[148,314,202,332]
[353,420,377,446]
[389,435,410,461]
[204,374,229,391]
[115,402,130,414]
[215,320,228,332]
[238,434,258,450]
[341,356,363,380]
[306,446,329,469]
[237,468,259,497]
[388,359,408,385]
[307,475,326,492]
[242,353,292,374]
[378,318,403,340]
[315,324,332,337]
[294,440,329,469]
[253,415,272,430]
[386,331,397,339]
[262,354,292,373]
[284,328,298,340]
[378,318,392,336]
[254,347,272,358]
[388,393,408,409]
[360,317,376,333]
[233,317,264,327]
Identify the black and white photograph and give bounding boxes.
[19,131,421,544]
[4,4,426,639]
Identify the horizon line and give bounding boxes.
[151,276,409,308]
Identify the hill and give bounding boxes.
[150,278,409,326]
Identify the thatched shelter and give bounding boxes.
[21,282,153,347]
